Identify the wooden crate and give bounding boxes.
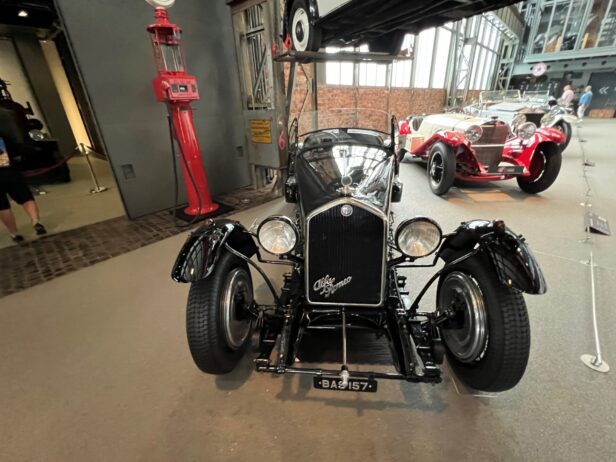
[589,108,616,118]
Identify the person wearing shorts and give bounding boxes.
[0,138,47,243]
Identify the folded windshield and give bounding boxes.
[291,109,394,149]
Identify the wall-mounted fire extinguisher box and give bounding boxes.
[146,0,219,218]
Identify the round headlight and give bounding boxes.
[28,129,45,141]
[512,113,526,129]
[541,112,556,126]
[516,122,537,140]
[257,216,298,255]
[464,125,483,143]
[396,217,443,259]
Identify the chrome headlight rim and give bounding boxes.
[395,217,444,259]
[541,112,556,127]
[464,125,483,143]
[516,122,537,140]
[28,129,45,141]
[257,215,298,256]
[511,113,527,130]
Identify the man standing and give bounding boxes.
[578,86,593,120]
[0,137,47,243]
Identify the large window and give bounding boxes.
[413,28,436,88]
[527,0,616,57]
[391,35,414,87]
[358,45,388,86]
[323,15,502,91]
[325,46,354,86]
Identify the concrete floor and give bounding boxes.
[1,120,615,461]
[0,156,124,249]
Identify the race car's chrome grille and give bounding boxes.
[474,124,509,169]
[306,202,385,306]
[524,113,543,126]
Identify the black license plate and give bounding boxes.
[488,165,525,175]
[313,376,378,393]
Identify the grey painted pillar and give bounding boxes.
[54,0,251,218]
[13,34,76,156]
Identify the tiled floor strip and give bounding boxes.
[0,187,279,298]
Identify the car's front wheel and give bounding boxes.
[553,120,572,150]
[437,254,530,392]
[186,251,254,374]
[427,142,456,195]
[517,142,562,194]
[289,0,321,52]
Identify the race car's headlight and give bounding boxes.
[464,125,483,143]
[257,216,298,255]
[512,113,526,129]
[396,217,443,259]
[516,122,537,140]
[28,129,45,141]
[541,112,556,126]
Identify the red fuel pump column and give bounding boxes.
[147,6,218,217]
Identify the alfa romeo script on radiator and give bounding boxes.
[313,275,352,298]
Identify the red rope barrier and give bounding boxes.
[22,149,79,178]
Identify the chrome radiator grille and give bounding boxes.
[474,124,508,169]
[306,202,385,306]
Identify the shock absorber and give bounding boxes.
[340,307,350,388]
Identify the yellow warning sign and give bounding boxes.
[249,119,273,144]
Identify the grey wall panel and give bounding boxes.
[13,34,76,156]
[54,0,250,218]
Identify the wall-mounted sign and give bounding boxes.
[532,62,547,77]
[249,119,273,144]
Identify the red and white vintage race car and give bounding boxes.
[397,113,566,196]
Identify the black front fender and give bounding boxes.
[439,220,547,295]
[171,219,258,283]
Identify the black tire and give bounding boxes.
[186,250,253,374]
[396,148,408,164]
[517,142,562,194]
[427,142,456,195]
[553,121,571,150]
[437,254,530,392]
[289,0,321,52]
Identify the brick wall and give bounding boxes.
[286,64,471,132]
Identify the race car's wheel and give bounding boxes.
[427,142,456,195]
[289,0,321,52]
[437,254,530,392]
[396,148,408,164]
[186,251,253,374]
[517,142,562,194]
[553,121,572,150]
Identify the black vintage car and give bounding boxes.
[283,0,522,53]
[172,110,546,393]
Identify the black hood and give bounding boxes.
[294,143,394,216]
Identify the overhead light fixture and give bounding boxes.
[18,10,29,17]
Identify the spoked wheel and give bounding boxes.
[437,255,530,392]
[517,142,562,194]
[553,121,572,150]
[186,251,254,374]
[427,142,456,195]
[289,0,321,52]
